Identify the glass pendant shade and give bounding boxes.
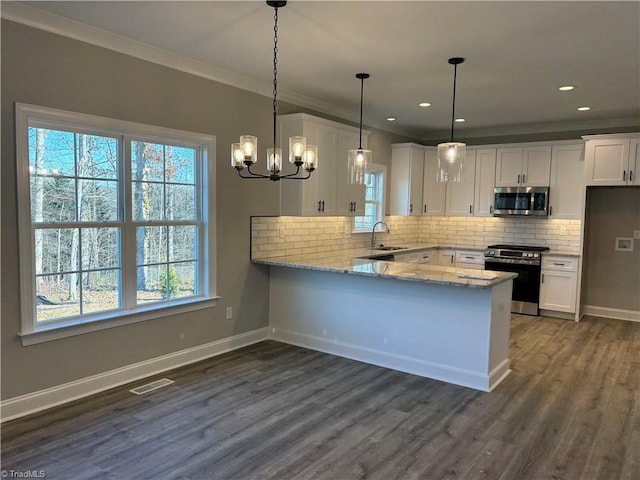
[231,143,244,169]
[239,135,258,164]
[437,142,465,183]
[267,147,282,173]
[348,148,371,185]
[289,136,306,165]
[304,145,318,171]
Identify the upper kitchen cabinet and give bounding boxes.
[548,144,584,219]
[445,150,477,216]
[495,145,551,187]
[422,147,446,216]
[584,134,640,186]
[473,148,497,217]
[336,130,367,216]
[390,143,424,216]
[279,113,367,216]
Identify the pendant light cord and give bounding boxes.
[450,62,458,143]
[358,75,364,149]
[272,6,279,150]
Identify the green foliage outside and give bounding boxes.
[159,266,180,299]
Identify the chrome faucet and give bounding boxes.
[371,221,390,248]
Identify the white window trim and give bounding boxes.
[353,163,387,233]
[15,103,217,345]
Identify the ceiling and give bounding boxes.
[3,1,640,141]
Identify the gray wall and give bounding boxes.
[0,21,411,399]
[582,187,640,311]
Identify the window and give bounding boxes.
[354,164,386,232]
[16,104,216,343]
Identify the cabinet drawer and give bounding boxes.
[455,250,484,265]
[542,255,578,272]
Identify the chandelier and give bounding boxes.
[437,57,466,183]
[231,1,317,181]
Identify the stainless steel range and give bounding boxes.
[484,244,550,316]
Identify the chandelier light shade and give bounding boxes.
[437,57,466,183]
[231,1,316,181]
[348,73,372,185]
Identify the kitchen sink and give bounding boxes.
[374,246,408,251]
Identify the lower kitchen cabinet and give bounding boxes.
[455,250,484,270]
[539,255,578,314]
[437,249,456,266]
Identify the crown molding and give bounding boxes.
[420,116,640,142]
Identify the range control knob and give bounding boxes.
[533,253,539,258]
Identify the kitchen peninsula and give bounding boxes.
[253,250,516,391]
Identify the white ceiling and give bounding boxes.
[3,1,640,140]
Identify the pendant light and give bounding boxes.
[231,1,317,181]
[348,73,372,185]
[437,57,466,183]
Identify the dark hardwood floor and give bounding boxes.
[2,315,639,480]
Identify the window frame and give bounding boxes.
[353,163,387,233]
[15,103,217,345]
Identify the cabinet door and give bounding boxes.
[422,148,446,215]
[549,145,584,219]
[446,151,476,216]
[495,148,524,186]
[314,124,338,215]
[540,270,577,313]
[409,150,425,216]
[522,146,551,186]
[437,250,456,266]
[585,138,630,186]
[632,139,640,186]
[474,148,497,216]
[336,130,365,216]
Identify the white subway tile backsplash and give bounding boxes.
[250,215,582,259]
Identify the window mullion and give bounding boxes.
[122,136,137,310]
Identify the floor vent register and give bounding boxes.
[129,378,175,395]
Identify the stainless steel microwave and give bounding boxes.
[493,187,549,216]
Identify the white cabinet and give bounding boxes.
[495,145,551,187]
[455,250,484,270]
[336,130,366,216]
[390,144,425,216]
[473,148,497,217]
[422,147,446,216]
[279,113,367,216]
[540,255,579,314]
[548,144,584,219]
[445,150,477,216]
[584,134,639,186]
[395,249,436,264]
[437,249,456,266]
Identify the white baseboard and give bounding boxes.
[582,305,640,323]
[1,327,269,422]
[270,328,503,392]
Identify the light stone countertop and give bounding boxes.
[252,248,517,289]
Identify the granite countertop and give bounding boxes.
[252,248,517,289]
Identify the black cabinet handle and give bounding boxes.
[549,206,553,216]
[409,203,413,213]
[623,170,627,181]
[423,204,427,213]
[318,200,322,212]
[517,174,521,184]
[522,174,526,184]
[630,170,634,182]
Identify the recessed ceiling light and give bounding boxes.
[577,106,591,111]
[455,118,466,123]
[386,117,397,122]
[419,102,431,108]
[559,85,575,91]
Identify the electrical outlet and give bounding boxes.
[279,227,285,238]
[225,306,233,320]
[560,227,567,236]
[634,230,640,240]
[477,224,484,232]
[431,223,436,230]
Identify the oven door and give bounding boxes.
[484,257,542,315]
